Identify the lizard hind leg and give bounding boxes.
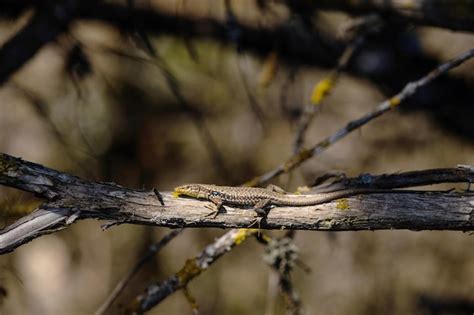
[265,184,288,194]
[204,195,225,218]
[252,198,272,217]
[248,199,272,232]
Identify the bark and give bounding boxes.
[0,153,472,255]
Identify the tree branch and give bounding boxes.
[96,228,184,315]
[1,153,473,255]
[245,48,474,187]
[2,1,474,89]
[0,0,80,85]
[312,0,474,33]
[124,228,258,314]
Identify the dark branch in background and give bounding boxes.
[87,1,330,66]
[4,0,474,33]
[73,2,474,140]
[236,57,267,130]
[3,1,473,70]
[227,0,267,130]
[85,43,233,182]
[8,82,96,177]
[0,0,29,19]
[0,1,472,74]
[311,0,474,32]
[118,12,233,182]
[150,54,233,182]
[2,1,474,141]
[0,0,338,80]
[417,293,474,315]
[0,0,80,85]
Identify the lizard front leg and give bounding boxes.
[204,194,224,218]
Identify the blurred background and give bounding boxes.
[0,1,473,314]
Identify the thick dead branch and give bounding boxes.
[0,153,473,255]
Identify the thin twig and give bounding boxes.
[153,54,233,181]
[8,82,96,177]
[124,229,258,314]
[95,228,183,315]
[236,57,266,130]
[262,236,303,315]
[279,67,298,115]
[284,18,382,311]
[292,15,383,153]
[245,48,474,187]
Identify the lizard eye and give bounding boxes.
[210,191,221,197]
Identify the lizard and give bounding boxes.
[173,183,393,218]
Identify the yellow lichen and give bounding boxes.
[234,228,253,245]
[259,51,279,88]
[336,198,349,210]
[172,191,181,198]
[318,139,331,149]
[182,287,198,311]
[311,77,335,105]
[176,259,202,284]
[389,96,401,107]
[259,233,272,243]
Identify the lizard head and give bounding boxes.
[173,184,204,198]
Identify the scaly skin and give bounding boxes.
[173,183,387,211]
